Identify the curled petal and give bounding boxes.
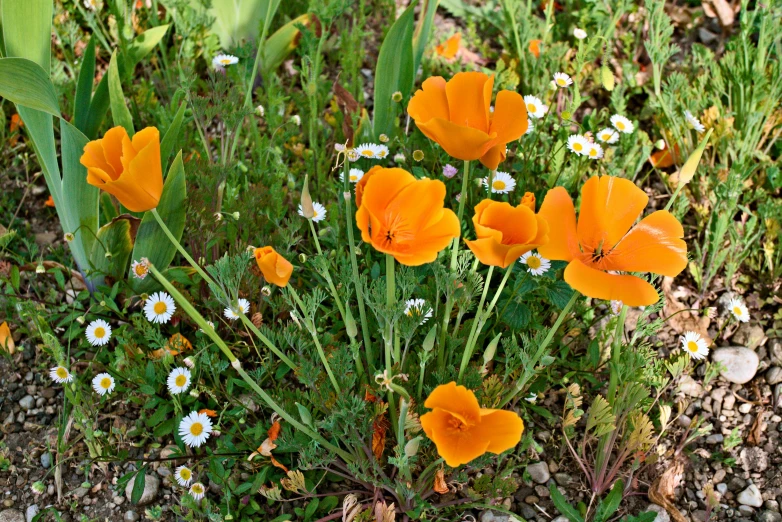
[564,258,659,306]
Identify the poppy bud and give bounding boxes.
[405,436,421,457]
[344,304,358,339]
[422,326,437,353]
[601,65,615,91]
[300,175,315,219]
[296,402,313,427]
[483,333,501,366]
[678,128,713,186]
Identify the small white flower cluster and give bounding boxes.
[566,135,603,159]
[353,142,390,160]
[567,114,634,160]
[404,299,433,325]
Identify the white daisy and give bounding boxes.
[340,168,364,183]
[189,482,206,501]
[375,145,390,159]
[355,143,383,159]
[85,319,112,346]
[610,300,623,316]
[290,114,301,126]
[519,252,551,276]
[179,411,213,448]
[553,72,573,88]
[298,201,327,222]
[524,120,535,135]
[524,393,538,403]
[130,258,150,280]
[404,299,433,324]
[394,153,406,163]
[175,465,193,487]
[224,298,250,320]
[684,110,705,133]
[610,114,634,134]
[83,0,98,10]
[212,54,238,68]
[523,96,548,119]
[586,143,604,160]
[482,171,516,194]
[144,292,176,324]
[573,28,587,40]
[567,135,590,155]
[92,373,115,396]
[167,367,192,395]
[597,128,619,144]
[49,366,74,384]
[680,331,709,360]
[346,149,360,162]
[728,298,749,323]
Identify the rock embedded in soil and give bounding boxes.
[0,510,24,522]
[525,462,550,484]
[737,484,763,507]
[711,347,759,384]
[679,376,704,396]
[18,395,34,410]
[767,367,782,385]
[759,511,782,522]
[124,474,160,506]
[124,511,140,522]
[645,504,670,522]
[40,452,51,469]
[24,506,38,522]
[479,511,509,522]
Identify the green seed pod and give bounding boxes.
[483,333,502,365]
[296,402,313,427]
[345,304,358,339]
[601,65,615,91]
[405,436,421,457]
[422,326,437,353]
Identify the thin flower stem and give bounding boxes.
[308,219,324,256]
[385,254,399,431]
[148,264,353,463]
[499,291,579,407]
[457,265,494,380]
[150,208,216,287]
[237,313,297,371]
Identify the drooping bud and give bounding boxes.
[300,175,315,219]
[679,128,713,186]
[483,333,502,366]
[344,303,358,339]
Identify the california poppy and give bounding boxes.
[465,197,549,268]
[528,39,541,58]
[407,72,527,171]
[649,143,680,169]
[0,321,15,354]
[420,382,524,467]
[537,176,687,306]
[436,33,461,60]
[354,165,381,208]
[44,195,55,207]
[254,246,294,287]
[356,168,460,266]
[80,126,163,212]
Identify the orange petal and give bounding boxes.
[465,238,512,268]
[81,140,117,180]
[407,77,450,124]
[577,176,648,252]
[359,168,416,219]
[421,409,491,467]
[528,39,541,58]
[564,259,659,306]
[415,117,494,161]
[100,126,128,178]
[537,187,578,262]
[479,202,537,245]
[436,33,461,59]
[488,90,528,146]
[0,321,15,354]
[475,409,524,454]
[445,72,492,133]
[479,143,505,171]
[398,209,460,266]
[605,210,687,277]
[424,382,480,425]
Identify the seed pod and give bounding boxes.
[405,436,421,457]
[296,402,313,427]
[345,304,358,339]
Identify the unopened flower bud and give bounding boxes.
[679,128,713,186]
[232,212,240,220]
[77,316,85,324]
[291,114,301,126]
[300,175,315,219]
[483,333,501,365]
[189,389,200,398]
[261,286,272,297]
[392,91,403,102]
[422,326,437,353]
[64,232,75,242]
[394,153,405,163]
[255,105,265,117]
[183,357,195,368]
[379,134,389,143]
[655,139,666,150]
[405,436,421,457]
[298,253,307,264]
[413,150,424,162]
[36,264,45,274]
[31,481,46,494]
[214,212,223,222]
[344,304,358,339]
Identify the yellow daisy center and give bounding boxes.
[349,175,357,181]
[361,149,374,157]
[601,133,610,140]
[492,180,506,190]
[573,142,583,151]
[190,422,203,436]
[616,121,625,130]
[154,302,168,314]
[134,264,148,276]
[313,210,319,218]
[56,368,68,379]
[557,78,566,85]
[180,468,191,480]
[192,484,204,493]
[589,148,598,157]
[94,327,105,338]
[220,59,231,64]
[733,306,743,316]
[100,377,112,389]
[175,375,187,387]
[527,103,536,113]
[686,341,699,352]
[526,256,541,269]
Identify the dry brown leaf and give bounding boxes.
[704,0,737,27]
[433,468,448,494]
[648,455,688,522]
[333,80,359,148]
[372,414,389,460]
[747,409,766,446]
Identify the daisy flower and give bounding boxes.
[355,143,383,159]
[573,28,587,40]
[375,145,390,159]
[167,367,192,395]
[586,143,604,160]
[290,115,301,126]
[728,297,749,323]
[610,300,623,316]
[189,482,206,501]
[346,149,360,162]
[340,168,364,183]
[224,298,250,320]
[212,54,238,68]
[567,135,590,155]
[130,258,150,280]
[443,164,458,178]
[553,72,573,88]
[597,128,619,144]
[393,153,406,163]
[144,292,176,324]
[680,331,709,360]
[610,114,634,134]
[83,0,98,9]
[85,319,112,346]
[179,411,213,448]
[49,366,74,384]
[525,120,535,135]
[523,96,548,119]
[298,202,327,222]
[519,251,551,276]
[684,110,705,133]
[404,299,433,324]
[483,171,516,194]
[92,373,115,396]
[175,465,193,487]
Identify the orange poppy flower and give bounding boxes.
[254,246,294,287]
[0,321,15,354]
[80,126,163,212]
[537,176,687,306]
[649,143,681,168]
[199,409,217,417]
[407,72,527,171]
[354,165,381,208]
[420,382,524,467]
[356,168,460,266]
[436,33,461,60]
[465,198,549,268]
[44,195,55,207]
[528,39,541,58]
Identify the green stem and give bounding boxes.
[150,208,215,287]
[385,254,399,431]
[237,313,297,372]
[308,219,324,256]
[500,291,579,407]
[607,304,627,404]
[148,264,353,463]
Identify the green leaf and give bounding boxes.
[131,468,147,504]
[594,479,624,522]
[127,24,170,68]
[130,152,186,292]
[84,73,109,139]
[0,58,60,116]
[550,482,584,522]
[1,0,52,71]
[207,0,281,49]
[500,299,530,329]
[263,14,309,76]
[108,50,134,136]
[73,38,96,133]
[412,0,439,74]
[88,216,136,282]
[372,1,416,139]
[160,102,186,170]
[303,498,319,520]
[547,280,575,310]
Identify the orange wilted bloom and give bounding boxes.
[528,39,541,58]
[254,246,294,287]
[420,382,524,467]
[9,114,23,132]
[199,409,217,417]
[44,195,55,207]
[436,33,461,60]
[538,176,687,306]
[80,126,163,212]
[356,168,460,266]
[465,198,549,268]
[407,72,527,170]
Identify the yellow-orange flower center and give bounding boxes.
[175,375,187,387]
[492,180,506,190]
[180,468,191,479]
[56,368,68,379]
[526,103,536,113]
[361,149,374,157]
[686,341,699,352]
[134,264,148,276]
[191,484,204,493]
[220,58,232,65]
[733,306,743,316]
[350,175,358,181]
[94,327,105,338]
[526,256,541,269]
[616,121,625,130]
[190,422,203,436]
[589,148,598,157]
[446,416,469,433]
[556,78,566,86]
[100,377,112,389]
[154,302,168,314]
[573,142,583,152]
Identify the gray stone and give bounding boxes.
[519,504,537,519]
[123,511,139,522]
[712,347,760,384]
[0,511,24,522]
[40,453,51,469]
[728,477,747,492]
[551,517,568,522]
[716,483,728,495]
[767,367,782,385]
[737,484,763,507]
[645,504,670,522]
[759,511,782,522]
[24,506,38,522]
[679,376,704,397]
[732,324,766,351]
[723,393,736,410]
[706,434,724,444]
[769,339,782,366]
[677,414,692,428]
[480,511,509,522]
[738,447,769,472]
[526,462,550,484]
[553,473,573,486]
[18,396,34,410]
[124,474,159,506]
[72,487,88,499]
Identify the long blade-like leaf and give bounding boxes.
[0,58,60,116]
[73,38,96,132]
[108,50,135,136]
